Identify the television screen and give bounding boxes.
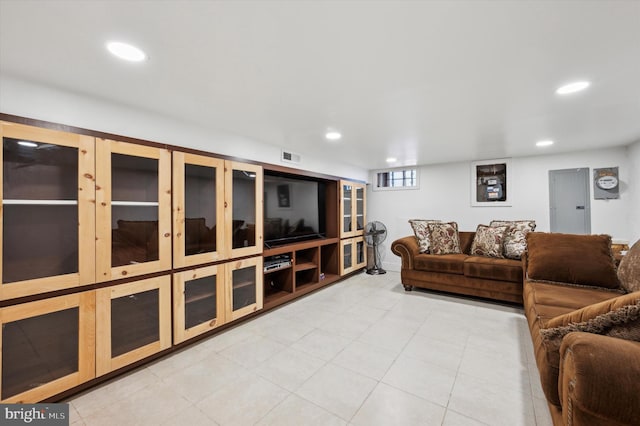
[263,173,326,247]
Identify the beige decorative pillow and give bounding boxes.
[408,219,441,253]
[427,222,461,255]
[618,239,640,293]
[490,220,536,259]
[471,224,508,258]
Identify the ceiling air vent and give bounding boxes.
[281,149,301,164]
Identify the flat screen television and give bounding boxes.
[263,172,326,247]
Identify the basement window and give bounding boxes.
[373,168,419,191]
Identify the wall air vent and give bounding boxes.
[281,149,301,164]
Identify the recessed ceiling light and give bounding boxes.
[325,131,342,141]
[386,157,397,163]
[106,41,147,62]
[556,81,590,95]
[18,141,38,148]
[536,140,554,147]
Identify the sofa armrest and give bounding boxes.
[391,236,420,269]
[559,332,640,425]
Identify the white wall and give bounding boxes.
[0,75,368,182]
[369,147,633,271]
[628,140,640,245]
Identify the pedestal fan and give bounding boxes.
[364,221,387,275]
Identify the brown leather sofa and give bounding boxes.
[391,231,523,303]
[523,232,640,425]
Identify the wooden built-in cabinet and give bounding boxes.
[173,152,226,267]
[225,161,264,259]
[173,156,264,266]
[173,265,226,344]
[0,117,367,403]
[340,180,366,238]
[339,180,367,275]
[226,256,263,321]
[96,275,171,376]
[96,139,172,282]
[0,122,96,300]
[340,236,367,275]
[263,239,340,309]
[0,291,96,403]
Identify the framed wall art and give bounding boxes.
[471,158,511,207]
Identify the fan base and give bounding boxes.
[366,268,387,275]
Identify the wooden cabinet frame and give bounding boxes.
[0,123,95,300]
[173,265,226,344]
[96,276,171,376]
[173,152,226,267]
[225,161,264,258]
[95,139,171,282]
[339,180,366,238]
[340,236,366,275]
[226,256,263,321]
[0,292,96,403]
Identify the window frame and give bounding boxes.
[371,167,420,191]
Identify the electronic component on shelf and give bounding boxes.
[263,255,292,272]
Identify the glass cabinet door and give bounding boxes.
[173,265,226,344]
[173,152,226,267]
[340,237,366,276]
[355,237,367,269]
[0,291,95,403]
[96,275,171,376]
[340,180,366,238]
[1,122,95,300]
[226,256,263,321]
[96,139,171,282]
[225,161,263,258]
[340,239,354,275]
[340,183,353,237]
[340,181,366,238]
[355,186,365,233]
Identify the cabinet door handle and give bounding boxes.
[576,206,585,210]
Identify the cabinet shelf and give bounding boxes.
[296,262,317,271]
[111,201,159,206]
[184,290,216,305]
[233,280,255,290]
[3,199,78,205]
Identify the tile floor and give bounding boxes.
[68,271,553,426]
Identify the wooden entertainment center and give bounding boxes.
[0,114,366,403]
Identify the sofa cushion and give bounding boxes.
[526,233,620,289]
[525,281,622,313]
[408,219,441,253]
[523,280,623,407]
[427,222,461,255]
[414,253,467,274]
[464,256,522,283]
[470,224,507,258]
[540,292,640,360]
[618,239,640,293]
[490,219,536,259]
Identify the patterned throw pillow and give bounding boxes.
[408,219,441,253]
[490,220,536,259]
[470,224,508,258]
[427,222,461,255]
[618,239,640,293]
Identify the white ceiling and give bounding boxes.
[1,0,639,170]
